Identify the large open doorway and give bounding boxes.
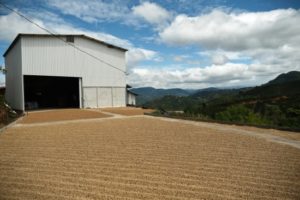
[24,75,80,110]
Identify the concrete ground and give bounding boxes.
[99,107,154,116]
[0,108,299,199]
[20,109,111,124]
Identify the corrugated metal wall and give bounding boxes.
[127,93,136,106]
[83,88,97,108]
[97,87,112,107]
[5,39,24,110]
[18,35,127,109]
[83,87,126,108]
[21,36,126,87]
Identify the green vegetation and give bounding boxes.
[143,95,198,111]
[142,71,300,130]
[0,95,19,128]
[215,105,269,125]
[131,87,193,105]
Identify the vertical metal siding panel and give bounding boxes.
[129,94,136,106]
[97,87,113,107]
[76,37,126,87]
[83,87,97,108]
[128,93,135,106]
[126,93,129,105]
[112,88,126,107]
[79,78,82,108]
[128,93,132,105]
[23,36,74,77]
[5,39,23,110]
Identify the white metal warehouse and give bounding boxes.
[4,34,129,111]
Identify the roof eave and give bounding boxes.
[3,33,128,57]
[128,90,138,96]
[3,34,22,57]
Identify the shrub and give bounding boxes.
[215,105,268,125]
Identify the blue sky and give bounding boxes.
[0,0,300,88]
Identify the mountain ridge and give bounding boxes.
[140,71,300,130]
[265,71,300,86]
[131,71,300,105]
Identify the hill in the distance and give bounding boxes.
[131,86,248,105]
[265,71,300,85]
[132,71,300,106]
[242,71,300,98]
[191,87,250,100]
[130,87,193,105]
[141,71,300,130]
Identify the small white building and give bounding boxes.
[127,90,137,106]
[4,34,129,111]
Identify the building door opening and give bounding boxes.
[24,75,80,110]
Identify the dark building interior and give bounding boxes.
[24,75,80,110]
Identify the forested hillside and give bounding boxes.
[131,87,193,105]
[142,71,300,130]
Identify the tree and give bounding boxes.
[215,104,268,125]
[0,65,6,74]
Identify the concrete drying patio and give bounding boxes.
[0,108,299,199]
[19,109,111,124]
[99,107,154,116]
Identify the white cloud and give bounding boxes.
[132,1,172,29]
[172,55,201,65]
[46,0,156,29]
[0,11,132,49]
[198,50,245,61]
[0,12,46,41]
[160,9,300,51]
[129,63,249,88]
[211,54,228,65]
[0,10,160,72]
[128,61,299,89]
[126,48,160,69]
[141,8,300,88]
[47,0,129,23]
[173,55,189,62]
[2,6,300,89]
[173,55,184,62]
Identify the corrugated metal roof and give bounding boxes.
[3,33,128,57]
